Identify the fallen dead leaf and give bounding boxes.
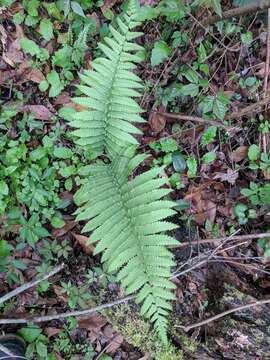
[54,92,72,106]
[106,334,124,354]
[103,325,114,339]
[149,111,166,133]
[102,0,118,11]
[26,67,45,83]
[78,314,107,330]
[44,327,61,338]
[23,105,54,120]
[52,221,76,237]
[4,39,24,67]
[213,168,239,185]
[72,233,95,255]
[53,285,68,303]
[230,146,248,163]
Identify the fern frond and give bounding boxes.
[74,153,178,342]
[71,0,179,342]
[70,0,145,157]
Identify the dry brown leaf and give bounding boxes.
[149,111,166,133]
[194,199,216,225]
[72,233,95,255]
[0,24,7,49]
[102,0,118,11]
[78,314,107,330]
[26,68,45,83]
[106,334,124,354]
[4,39,24,66]
[103,325,114,339]
[44,327,61,338]
[23,105,54,120]
[54,92,72,106]
[230,146,248,163]
[52,220,76,237]
[213,169,239,185]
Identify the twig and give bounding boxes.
[202,0,270,26]
[171,230,241,279]
[170,232,270,248]
[225,96,270,120]
[178,298,270,332]
[0,295,135,325]
[155,112,237,131]
[0,264,64,306]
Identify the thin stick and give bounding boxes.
[225,95,270,120]
[178,298,270,332]
[202,0,270,26]
[155,112,237,131]
[171,230,240,279]
[170,232,270,249]
[0,264,64,306]
[0,295,135,325]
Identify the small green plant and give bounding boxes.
[18,325,53,360]
[258,236,270,257]
[241,182,270,205]
[233,203,256,225]
[60,281,91,309]
[248,144,270,174]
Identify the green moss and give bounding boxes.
[169,317,197,354]
[105,304,183,359]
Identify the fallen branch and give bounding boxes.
[0,263,64,306]
[202,0,270,26]
[178,298,270,332]
[170,232,270,249]
[0,295,135,325]
[225,96,270,120]
[155,112,238,131]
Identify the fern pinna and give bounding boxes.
[71,0,179,342]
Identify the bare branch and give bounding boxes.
[202,0,270,26]
[0,295,135,325]
[178,298,270,332]
[0,264,64,306]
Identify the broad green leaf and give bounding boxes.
[151,41,171,66]
[51,216,65,228]
[181,83,199,97]
[248,144,260,161]
[36,342,48,358]
[0,240,10,257]
[71,1,85,17]
[18,325,42,343]
[39,80,49,92]
[39,19,53,41]
[20,38,40,57]
[0,180,9,196]
[202,151,216,163]
[47,71,64,97]
[53,146,73,159]
[184,69,199,84]
[187,157,197,178]
[172,152,186,172]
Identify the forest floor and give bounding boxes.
[0,0,270,359]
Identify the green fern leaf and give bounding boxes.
[75,152,179,342]
[71,0,179,342]
[70,0,145,157]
